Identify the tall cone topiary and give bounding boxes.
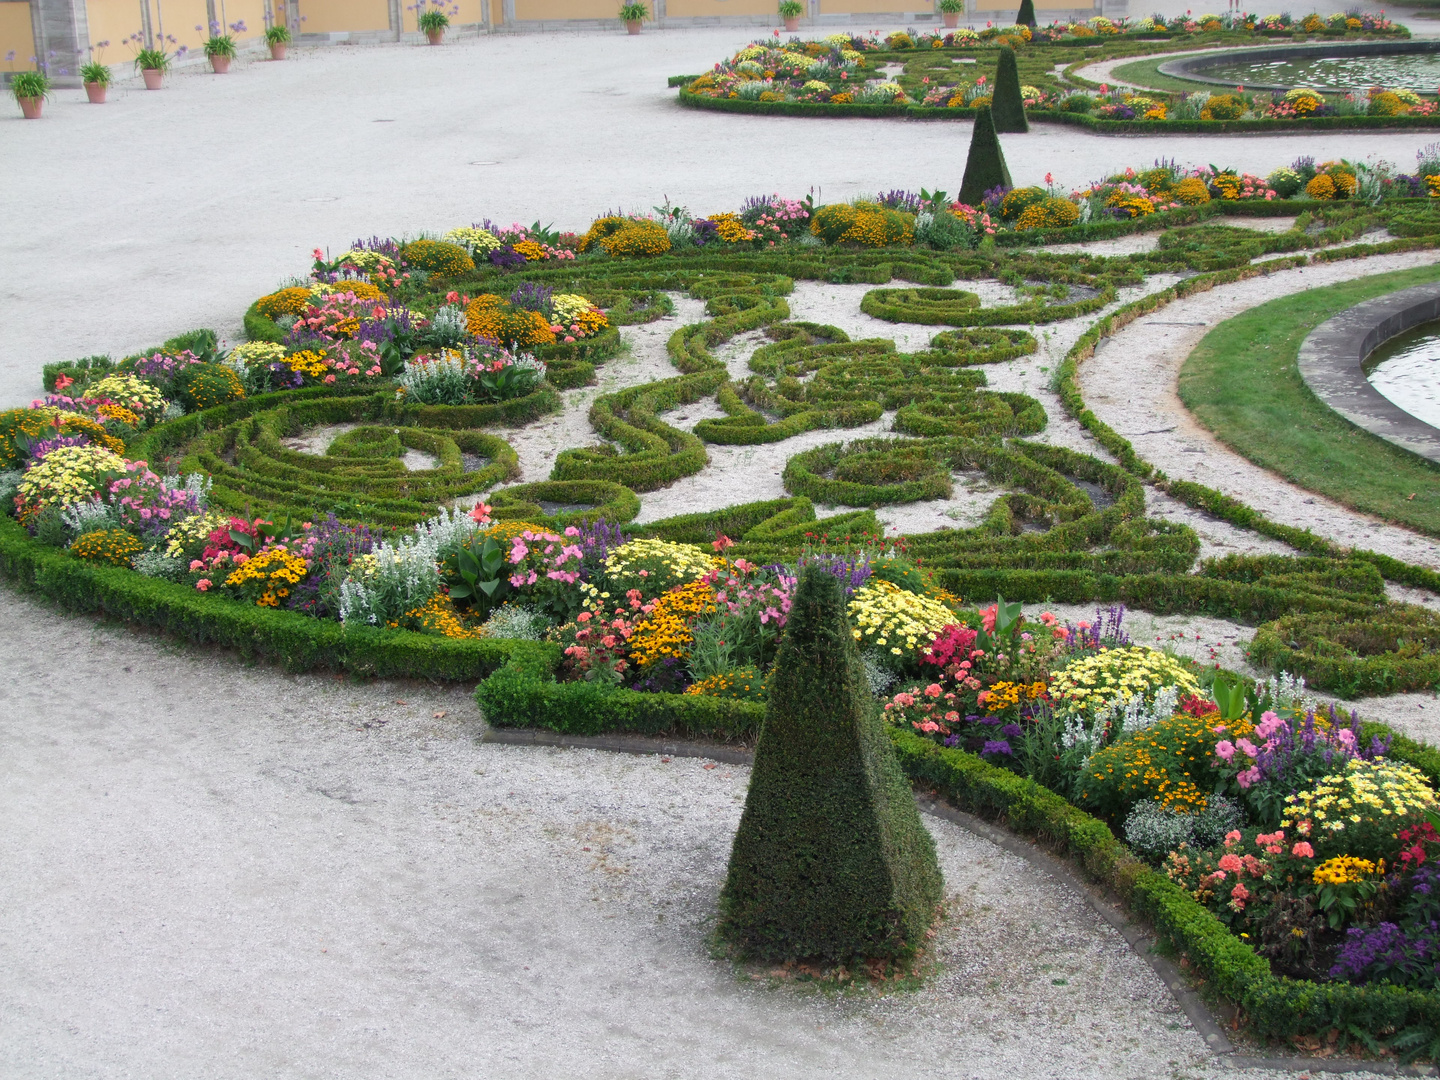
[990,46,1029,133]
[1016,0,1037,27]
[716,565,943,965]
[958,106,1012,206]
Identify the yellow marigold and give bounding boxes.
[685,666,770,702]
[1306,173,1336,200]
[710,212,758,243]
[60,414,127,456]
[388,594,485,639]
[255,286,312,320]
[222,547,310,607]
[628,581,717,667]
[400,239,475,276]
[1015,197,1081,231]
[1174,176,1211,205]
[70,528,143,567]
[96,402,141,428]
[1427,175,1440,199]
[599,220,672,258]
[513,239,549,261]
[482,519,549,543]
[831,91,854,104]
[310,279,385,303]
[1331,170,1358,196]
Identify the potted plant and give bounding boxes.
[80,42,111,103]
[417,5,453,45]
[619,1,648,34]
[203,21,243,73]
[779,0,804,31]
[134,45,170,90]
[11,70,48,119]
[265,24,291,60]
[939,0,963,29]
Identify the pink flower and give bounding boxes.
[1236,765,1262,789]
[1215,740,1235,762]
[924,684,943,699]
[1218,853,1242,873]
[1224,830,1242,845]
[1255,711,1284,739]
[1236,738,1258,758]
[189,559,203,571]
[469,502,493,524]
[1291,841,1315,858]
[1230,882,1250,902]
[196,578,212,591]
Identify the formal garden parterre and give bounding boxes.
[6,173,1440,1053]
[671,16,1440,134]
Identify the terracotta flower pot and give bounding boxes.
[18,95,42,119]
[269,42,287,60]
[142,68,163,90]
[210,54,231,73]
[784,16,799,30]
[626,19,641,34]
[427,28,444,44]
[943,12,959,27]
[84,81,107,103]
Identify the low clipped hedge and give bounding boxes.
[677,89,1440,133]
[1249,608,1440,696]
[487,479,642,528]
[0,516,544,679]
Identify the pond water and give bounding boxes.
[1366,319,1440,430]
[1199,53,1440,91]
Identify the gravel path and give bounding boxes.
[0,587,1401,1080]
[1077,250,1440,571]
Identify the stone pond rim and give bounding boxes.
[1156,39,1440,92]
[1296,282,1440,466]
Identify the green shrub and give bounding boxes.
[487,479,641,527]
[990,46,1029,133]
[959,107,1012,205]
[716,566,943,964]
[173,363,245,412]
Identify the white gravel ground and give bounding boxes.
[0,588,1403,1080]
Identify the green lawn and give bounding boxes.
[1107,56,1220,94]
[1177,266,1440,537]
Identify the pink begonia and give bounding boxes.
[195,578,212,591]
[1224,830,1242,845]
[1214,740,1236,762]
[924,684,943,699]
[190,559,204,571]
[1218,853,1243,873]
[945,711,960,723]
[1231,882,1250,901]
[1292,841,1315,858]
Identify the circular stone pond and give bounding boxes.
[1367,317,1440,429]
[1158,40,1440,92]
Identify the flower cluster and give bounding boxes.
[847,579,956,656]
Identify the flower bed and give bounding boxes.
[674,18,1437,134]
[7,179,1440,1050]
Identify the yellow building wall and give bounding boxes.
[295,0,391,32]
[0,2,35,71]
[84,0,142,60]
[208,0,270,38]
[512,0,616,19]
[817,0,935,12]
[974,0,1078,9]
[404,0,486,30]
[666,0,778,15]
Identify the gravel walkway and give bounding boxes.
[0,588,1401,1080]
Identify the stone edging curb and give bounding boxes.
[481,725,1438,1077]
[1297,282,1440,465]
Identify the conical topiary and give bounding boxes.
[958,106,1012,206]
[990,46,1029,133]
[1016,0,1037,26]
[716,565,943,965]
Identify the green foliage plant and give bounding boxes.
[11,71,49,101]
[265,24,292,45]
[79,61,110,86]
[939,0,964,11]
[716,565,944,965]
[133,47,170,73]
[204,34,238,59]
[958,107,1012,205]
[990,47,1030,133]
[619,2,649,21]
[417,9,452,32]
[1016,0,1036,25]
[779,0,804,15]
